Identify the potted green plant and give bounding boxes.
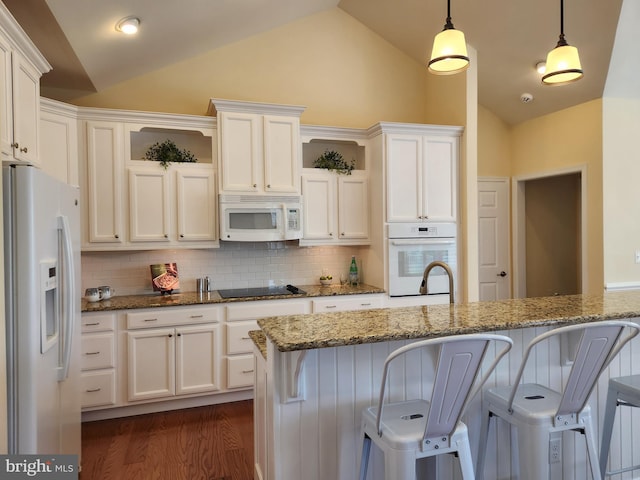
[145,139,197,170]
[313,150,355,175]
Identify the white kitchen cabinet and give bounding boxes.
[85,121,124,245]
[311,293,384,312]
[0,18,50,166]
[126,306,222,402]
[383,126,462,223]
[128,164,216,244]
[81,313,117,410]
[39,98,79,185]
[127,323,221,401]
[225,299,310,390]
[211,98,305,195]
[81,111,217,251]
[128,166,171,243]
[301,170,369,246]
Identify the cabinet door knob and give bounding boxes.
[164,234,168,238]
[341,232,345,236]
[177,333,181,336]
[20,147,28,153]
[253,183,257,188]
[180,234,184,238]
[497,271,507,277]
[329,232,333,236]
[10,142,18,149]
[168,334,173,338]
[115,234,119,239]
[266,184,271,189]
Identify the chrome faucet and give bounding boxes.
[420,261,455,304]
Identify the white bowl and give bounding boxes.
[320,279,332,286]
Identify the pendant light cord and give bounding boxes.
[556,0,568,47]
[444,0,454,30]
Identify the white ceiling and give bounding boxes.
[5,0,624,125]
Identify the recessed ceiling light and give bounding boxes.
[116,16,140,35]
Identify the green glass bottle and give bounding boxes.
[349,255,358,286]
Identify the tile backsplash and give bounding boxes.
[82,242,367,296]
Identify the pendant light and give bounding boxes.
[428,0,469,75]
[542,0,583,85]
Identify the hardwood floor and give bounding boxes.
[80,400,254,480]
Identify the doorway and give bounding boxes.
[478,178,510,301]
[512,166,586,298]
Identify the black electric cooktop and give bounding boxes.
[217,284,306,299]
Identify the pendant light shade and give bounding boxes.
[542,0,583,85]
[428,0,469,75]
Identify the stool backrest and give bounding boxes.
[374,334,513,441]
[506,321,640,417]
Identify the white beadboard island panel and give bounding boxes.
[257,291,640,480]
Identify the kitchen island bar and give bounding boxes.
[253,291,640,480]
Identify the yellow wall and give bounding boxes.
[603,97,640,286]
[478,105,511,177]
[73,8,442,128]
[510,99,603,293]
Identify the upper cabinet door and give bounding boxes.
[128,167,171,243]
[86,121,124,244]
[422,136,458,222]
[302,173,335,240]
[338,174,369,239]
[263,115,300,193]
[0,35,13,162]
[219,112,260,192]
[11,53,41,165]
[175,168,217,242]
[386,134,422,222]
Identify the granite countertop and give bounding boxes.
[257,290,640,352]
[249,330,267,359]
[81,283,385,312]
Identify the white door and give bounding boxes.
[337,174,368,240]
[128,167,171,242]
[175,168,216,242]
[478,178,510,301]
[175,324,221,395]
[127,328,175,401]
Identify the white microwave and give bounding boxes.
[219,195,303,242]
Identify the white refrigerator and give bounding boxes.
[3,164,81,456]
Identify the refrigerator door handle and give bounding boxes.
[58,215,75,382]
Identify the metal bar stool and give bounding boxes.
[358,333,513,480]
[599,374,640,477]
[476,321,640,480]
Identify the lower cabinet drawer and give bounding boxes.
[81,333,115,370]
[227,321,259,355]
[227,355,255,389]
[81,370,116,408]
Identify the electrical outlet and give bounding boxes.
[549,438,561,463]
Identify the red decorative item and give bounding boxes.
[150,263,179,294]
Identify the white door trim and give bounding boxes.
[512,165,588,298]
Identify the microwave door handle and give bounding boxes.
[390,239,455,246]
[281,204,288,240]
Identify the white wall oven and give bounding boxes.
[387,223,457,297]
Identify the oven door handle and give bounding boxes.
[390,238,455,246]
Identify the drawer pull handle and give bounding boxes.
[85,351,100,355]
[325,305,337,309]
[361,303,371,306]
[190,315,204,319]
[241,336,251,340]
[85,322,100,326]
[144,318,158,322]
[86,388,102,393]
[242,369,255,374]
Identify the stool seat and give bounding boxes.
[599,374,640,477]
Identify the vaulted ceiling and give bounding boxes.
[5,0,623,125]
